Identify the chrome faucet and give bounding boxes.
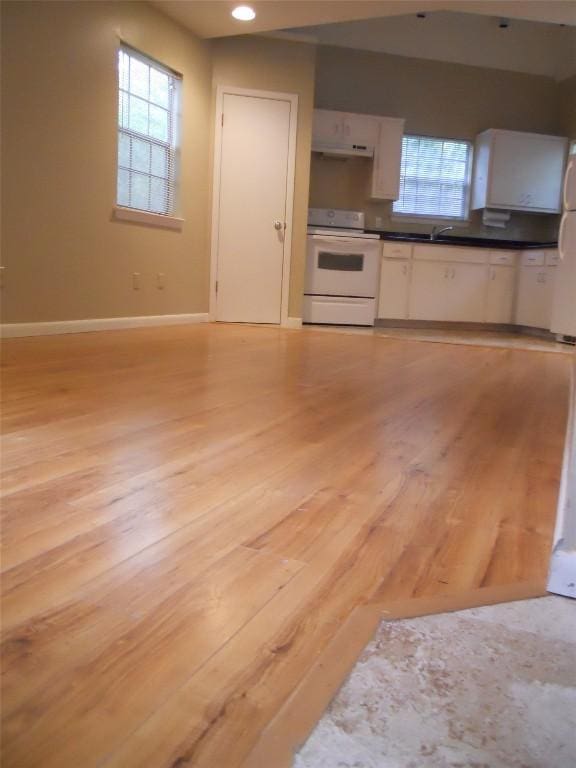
[430,225,454,241]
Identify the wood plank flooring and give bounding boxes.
[0,323,571,768]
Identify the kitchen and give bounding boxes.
[299,14,575,338]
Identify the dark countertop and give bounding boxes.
[366,230,557,250]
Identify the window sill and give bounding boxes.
[391,213,470,227]
[113,206,184,231]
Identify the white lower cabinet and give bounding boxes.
[486,265,515,323]
[516,267,549,328]
[409,261,486,322]
[378,258,410,319]
[377,244,557,329]
[515,251,557,329]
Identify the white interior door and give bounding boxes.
[215,92,292,323]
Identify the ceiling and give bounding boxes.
[150,1,576,39]
[285,10,576,80]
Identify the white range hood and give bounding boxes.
[312,141,374,159]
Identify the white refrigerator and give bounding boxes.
[551,156,576,339]
[548,153,576,599]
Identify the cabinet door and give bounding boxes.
[544,266,556,329]
[515,266,549,328]
[410,261,486,322]
[378,259,410,319]
[312,109,344,145]
[371,118,405,200]
[486,265,515,323]
[488,131,566,213]
[409,262,454,320]
[343,113,379,147]
[449,263,487,322]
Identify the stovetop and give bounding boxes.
[307,226,380,240]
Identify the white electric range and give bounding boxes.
[304,208,381,326]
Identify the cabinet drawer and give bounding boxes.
[521,250,545,266]
[413,244,488,264]
[546,250,560,266]
[303,295,376,326]
[382,242,412,260]
[490,250,516,265]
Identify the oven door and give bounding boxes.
[305,236,380,297]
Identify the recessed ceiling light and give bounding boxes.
[231,5,256,21]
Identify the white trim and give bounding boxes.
[113,206,184,230]
[282,316,303,329]
[209,85,298,326]
[1,313,209,338]
[390,214,471,227]
[548,354,576,598]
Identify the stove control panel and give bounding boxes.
[308,208,365,231]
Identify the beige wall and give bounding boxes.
[559,75,576,141]
[315,45,563,138]
[1,1,212,323]
[210,36,316,319]
[311,45,564,239]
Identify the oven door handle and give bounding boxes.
[309,236,373,245]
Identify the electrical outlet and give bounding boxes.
[157,272,165,290]
[132,272,141,290]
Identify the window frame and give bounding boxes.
[114,43,183,229]
[392,134,474,225]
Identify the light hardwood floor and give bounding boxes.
[0,323,571,768]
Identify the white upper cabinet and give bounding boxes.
[312,110,379,150]
[370,117,405,201]
[312,109,405,201]
[472,129,568,214]
[345,113,380,147]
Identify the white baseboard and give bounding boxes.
[282,316,303,330]
[1,313,210,338]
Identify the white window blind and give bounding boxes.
[393,136,472,220]
[117,46,181,216]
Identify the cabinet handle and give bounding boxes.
[490,267,495,280]
[402,264,408,275]
[451,267,456,279]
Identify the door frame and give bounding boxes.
[209,85,298,325]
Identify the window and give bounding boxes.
[117,45,181,216]
[393,135,472,221]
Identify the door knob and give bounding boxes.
[274,220,283,230]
